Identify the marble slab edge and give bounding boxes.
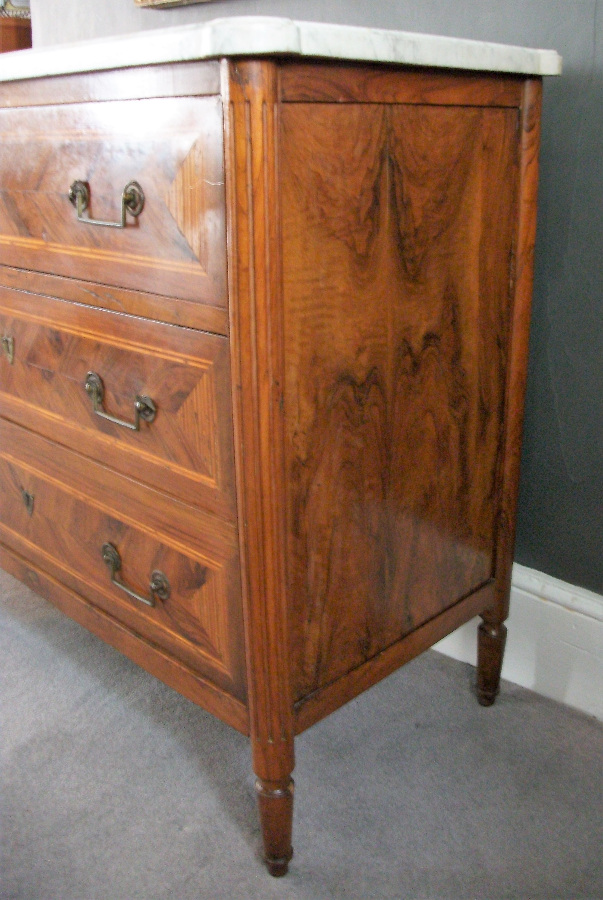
[0,16,562,83]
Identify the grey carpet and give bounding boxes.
[1,567,601,900]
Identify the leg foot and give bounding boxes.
[255,777,294,876]
[476,620,507,706]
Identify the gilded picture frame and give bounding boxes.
[0,0,30,17]
[135,0,226,7]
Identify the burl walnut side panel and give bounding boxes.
[280,98,519,702]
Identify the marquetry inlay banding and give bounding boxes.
[165,138,209,269]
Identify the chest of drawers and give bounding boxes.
[0,19,560,876]
[0,16,31,54]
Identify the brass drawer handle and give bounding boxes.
[68,180,144,229]
[1,335,14,364]
[85,372,156,431]
[101,542,170,608]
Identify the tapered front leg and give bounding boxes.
[476,619,507,706]
[255,776,294,876]
[226,58,297,878]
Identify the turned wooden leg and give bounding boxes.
[255,776,294,877]
[476,619,507,706]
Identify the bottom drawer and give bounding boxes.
[0,419,247,704]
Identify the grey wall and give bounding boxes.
[29,0,603,595]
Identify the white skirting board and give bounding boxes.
[434,563,603,720]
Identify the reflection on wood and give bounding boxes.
[281,102,518,700]
[0,434,245,698]
[0,288,237,517]
[0,95,226,306]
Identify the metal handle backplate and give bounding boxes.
[102,542,170,608]
[21,488,34,516]
[85,372,156,431]
[2,335,14,364]
[68,180,144,228]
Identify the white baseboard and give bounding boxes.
[434,563,603,720]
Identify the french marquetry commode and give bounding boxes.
[0,17,560,876]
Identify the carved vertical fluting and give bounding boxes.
[223,60,295,875]
[479,78,543,698]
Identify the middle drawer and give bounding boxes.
[0,286,236,519]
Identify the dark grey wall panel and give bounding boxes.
[28,1,602,593]
[516,1,602,594]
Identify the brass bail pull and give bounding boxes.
[85,372,156,432]
[68,180,144,228]
[1,335,14,364]
[101,543,170,608]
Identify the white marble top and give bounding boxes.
[0,16,562,83]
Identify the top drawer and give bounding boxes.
[0,95,226,328]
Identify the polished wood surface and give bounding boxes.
[0,418,246,702]
[484,79,543,634]
[0,95,226,313]
[280,61,523,106]
[255,776,295,877]
[226,59,295,875]
[477,620,508,706]
[0,55,544,876]
[0,264,229,335]
[295,580,496,734]
[0,60,220,108]
[281,100,518,702]
[0,17,31,54]
[0,287,236,518]
[0,543,249,733]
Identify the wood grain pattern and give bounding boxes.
[484,79,543,630]
[0,60,220,108]
[0,51,546,877]
[0,286,236,518]
[255,777,294,877]
[0,95,226,314]
[0,418,246,701]
[165,137,209,266]
[280,100,519,701]
[280,61,523,107]
[0,543,249,734]
[294,580,496,734]
[0,17,31,54]
[0,264,229,335]
[225,58,295,874]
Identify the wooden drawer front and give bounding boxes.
[0,288,235,519]
[0,421,246,702]
[0,96,225,320]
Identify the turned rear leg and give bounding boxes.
[476,619,507,706]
